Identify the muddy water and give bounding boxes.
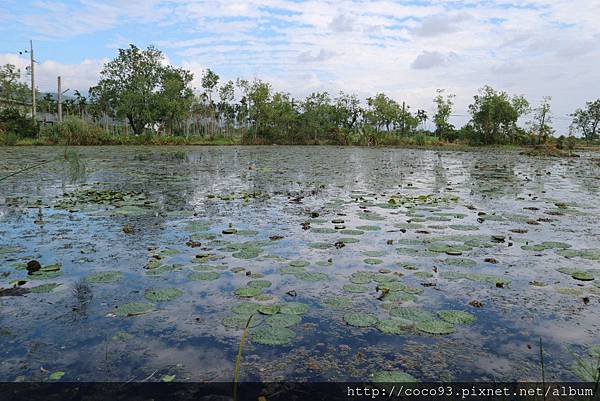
[0,145,599,382]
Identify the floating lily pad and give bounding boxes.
[372,370,418,383]
[416,319,456,335]
[49,371,65,381]
[258,304,281,315]
[266,313,301,327]
[248,280,272,288]
[280,302,309,315]
[343,284,368,293]
[294,271,328,281]
[356,225,381,231]
[444,258,477,268]
[222,314,262,329]
[572,272,595,281]
[339,229,364,235]
[189,271,220,281]
[338,237,360,244]
[114,302,154,317]
[364,258,384,265]
[376,318,413,334]
[311,227,337,234]
[289,260,310,267]
[307,242,333,249]
[251,327,295,345]
[437,310,475,325]
[85,271,123,284]
[389,307,433,323]
[231,302,260,315]
[322,296,353,309]
[344,312,378,327]
[144,288,182,302]
[29,283,61,293]
[234,287,263,297]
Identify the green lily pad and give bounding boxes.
[231,302,260,315]
[444,258,477,268]
[85,271,123,284]
[49,371,65,381]
[343,284,368,293]
[437,310,475,325]
[364,258,384,265]
[416,319,456,335]
[372,370,418,383]
[322,296,353,309]
[234,287,263,298]
[29,283,61,293]
[144,288,182,302]
[258,304,281,315]
[343,312,378,327]
[307,242,333,249]
[289,260,310,267]
[222,314,262,329]
[189,271,220,281]
[248,280,272,288]
[114,302,154,317]
[572,272,595,281]
[251,327,295,345]
[294,271,329,281]
[356,225,381,231]
[311,227,337,234]
[266,313,301,327]
[375,318,413,334]
[389,307,434,323]
[339,229,364,235]
[280,302,309,315]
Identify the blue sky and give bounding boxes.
[1,0,599,132]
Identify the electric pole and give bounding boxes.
[30,40,36,120]
[57,76,62,122]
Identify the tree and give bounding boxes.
[433,89,455,140]
[217,80,235,136]
[0,64,30,108]
[416,109,428,130]
[89,44,193,135]
[366,93,400,132]
[570,99,600,141]
[334,92,362,129]
[156,67,194,135]
[468,85,529,144]
[529,96,553,144]
[301,92,335,143]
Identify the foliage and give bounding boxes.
[0,108,38,138]
[40,117,107,145]
[570,99,600,141]
[433,89,456,140]
[468,85,529,145]
[89,44,193,135]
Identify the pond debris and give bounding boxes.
[26,260,41,274]
[468,300,484,308]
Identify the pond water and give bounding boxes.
[0,145,599,383]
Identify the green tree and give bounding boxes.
[89,44,192,136]
[0,64,30,108]
[570,99,600,141]
[433,89,456,140]
[156,67,194,135]
[468,85,529,144]
[334,92,362,129]
[301,92,335,143]
[529,96,553,144]
[366,93,400,132]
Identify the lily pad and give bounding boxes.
[251,327,295,345]
[266,313,301,327]
[257,304,281,315]
[280,302,309,315]
[29,283,61,293]
[375,318,413,334]
[389,307,434,323]
[114,302,154,317]
[364,258,384,265]
[322,296,353,309]
[189,271,220,281]
[234,287,263,298]
[248,280,272,288]
[85,271,123,284]
[437,310,475,325]
[343,284,368,293]
[416,319,456,335]
[231,302,260,315]
[343,312,378,327]
[222,314,262,329]
[144,288,182,302]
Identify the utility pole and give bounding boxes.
[57,76,62,122]
[401,101,406,136]
[30,40,36,120]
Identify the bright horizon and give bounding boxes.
[1,0,599,133]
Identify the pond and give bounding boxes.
[0,145,599,383]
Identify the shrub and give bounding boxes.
[40,117,107,145]
[0,108,39,138]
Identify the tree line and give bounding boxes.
[1,44,599,146]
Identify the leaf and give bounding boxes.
[49,371,65,381]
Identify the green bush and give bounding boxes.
[0,108,38,138]
[40,117,107,145]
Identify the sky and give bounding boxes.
[1,0,599,132]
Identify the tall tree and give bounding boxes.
[570,99,600,141]
[529,96,553,144]
[89,44,192,136]
[433,89,456,140]
[468,85,529,144]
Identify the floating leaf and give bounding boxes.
[280,302,309,315]
[389,307,433,323]
[49,371,65,381]
[322,296,353,309]
[144,288,182,302]
[251,327,295,345]
[189,271,220,281]
[114,302,154,317]
[231,302,260,315]
[222,314,262,329]
[343,284,368,293]
[234,287,263,297]
[437,310,475,325]
[376,318,413,334]
[29,283,61,293]
[266,313,301,327]
[258,304,281,315]
[85,271,123,284]
[343,312,378,327]
[416,319,456,335]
